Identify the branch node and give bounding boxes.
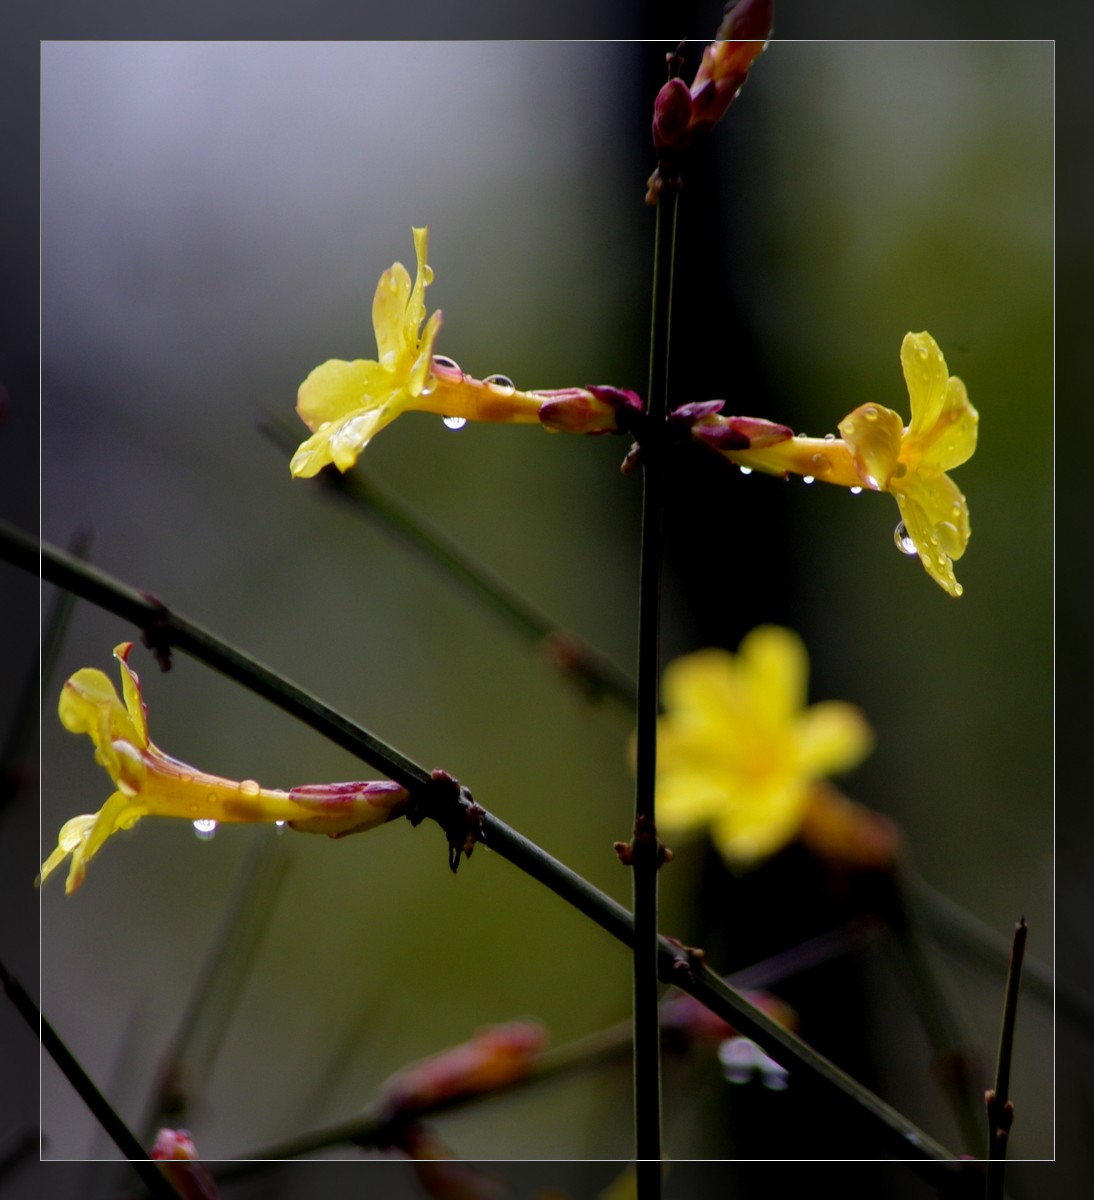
[409,770,484,874]
[137,592,174,671]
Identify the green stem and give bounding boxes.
[0,958,177,1198]
[986,918,1027,1198]
[10,524,960,1168]
[261,418,638,708]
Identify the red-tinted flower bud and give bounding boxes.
[652,78,695,155]
[692,414,793,451]
[151,1129,218,1200]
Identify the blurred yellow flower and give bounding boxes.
[40,643,409,894]
[691,332,978,596]
[652,626,874,867]
[290,227,640,476]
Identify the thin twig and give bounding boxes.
[10,524,961,1168]
[986,917,1027,1198]
[0,958,177,1198]
[259,416,638,708]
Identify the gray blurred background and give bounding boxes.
[1,13,1067,1200]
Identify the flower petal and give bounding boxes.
[58,667,142,779]
[738,625,808,727]
[894,471,970,597]
[296,358,389,431]
[796,700,874,777]
[114,643,148,747]
[371,261,414,364]
[838,403,904,490]
[710,779,807,866]
[917,375,979,473]
[901,331,950,440]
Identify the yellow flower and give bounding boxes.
[691,332,979,596]
[40,643,409,893]
[290,227,639,477]
[652,626,874,867]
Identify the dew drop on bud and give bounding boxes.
[894,521,918,555]
[863,406,878,421]
[739,466,752,476]
[850,485,863,495]
[802,475,815,485]
[193,819,218,840]
[442,415,467,430]
[823,432,837,442]
[239,779,261,797]
[432,355,460,372]
[483,373,515,395]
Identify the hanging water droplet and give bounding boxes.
[802,475,815,485]
[850,485,863,495]
[275,820,287,835]
[442,415,467,430]
[893,521,917,555]
[761,1061,790,1091]
[739,466,752,476]
[483,373,515,395]
[718,1037,759,1085]
[432,355,460,372]
[193,819,218,840]
[934,521,962,557]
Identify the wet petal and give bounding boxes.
[296,358,388,431]
[838,403,904,490]
[371,261,413,363]
[901,331,950,439]
[114,643,148,747]
[894,473,970,597]
[917,375,979,472]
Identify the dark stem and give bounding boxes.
[0,958,176,1198]
[986,917,1027,1199]
[631,182,679,1178]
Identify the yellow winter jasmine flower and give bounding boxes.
[652,626,874,868]
[290,227,640,476]
[40,643,409,894]
[691,332,978,596]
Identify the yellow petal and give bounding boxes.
[710,779,808,867]
[371,261,414,364]
[838,403,904,490]
[296,358,389,431]
[917,375,979,473]
[656,767,737,834]
[738,625,808,727]
[894,472,970,597]
[58,668,142,779]
[796,700,874,777]
[114,643,148,747]
[901,331,950,440]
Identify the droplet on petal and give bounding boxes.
[810,453,831,475]
[863,406,879,421]
[893,521,918,555]
[934,521,962,557]
[442,415,468,430]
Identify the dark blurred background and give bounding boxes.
[2,3,1072,1198]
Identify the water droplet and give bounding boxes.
[193,819,218,840]
[810,453,831,475]
[863,406,878,421]
[893,521,918,555]
[483,373,515,395]
[802,475,815,485]
[275,820,287,835]
[762,1062,790,1091]
[718,1037,759,1085]
[849,485,863,495]
[442,415,467,430]
[934,521,962,557]
[823,432,836,442]
[422,265,435,285]
[917,344,929,358]
[739,467,752,476]
[432,355,460,372]
[239,779,261,797]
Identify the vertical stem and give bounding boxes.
[986,917,1027,1200]
[633,188,679,1183]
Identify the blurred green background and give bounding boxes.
[27,35,1054,1189]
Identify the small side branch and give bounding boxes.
[985,917,1027,1198]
